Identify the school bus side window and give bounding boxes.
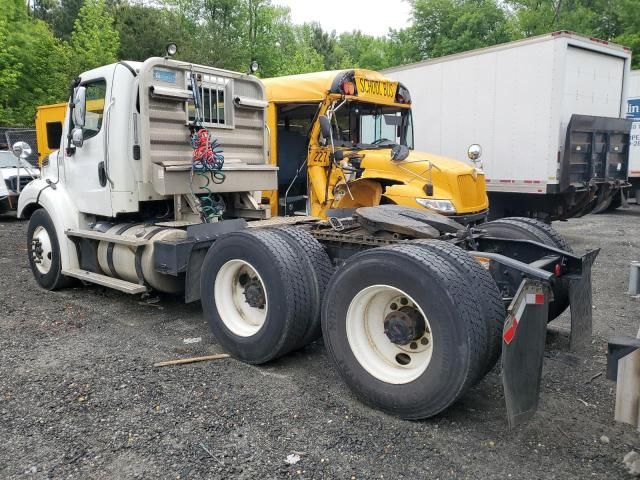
[77,80,107,140]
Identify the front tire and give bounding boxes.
[27,209,72,290]
[321,244,488,419]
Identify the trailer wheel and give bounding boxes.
[200,229,314,364]
[481,218,571,320]
[270,226,334,346]
[27,209,72,290]
[321,244,488,419]
[409,239,505,378]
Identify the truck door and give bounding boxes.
[64,79,113,216]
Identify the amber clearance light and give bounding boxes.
[342,80,356,95]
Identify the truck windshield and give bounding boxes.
[331,101,414,150]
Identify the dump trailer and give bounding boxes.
[385,31,633,220]
[18,55,598,425]
[627,70,640,200]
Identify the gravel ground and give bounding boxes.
[1,207,639,479]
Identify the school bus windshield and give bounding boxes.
[330,101,414,150]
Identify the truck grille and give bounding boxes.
[4,175,32,192]
[457,174,486,209]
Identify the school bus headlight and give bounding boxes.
[415,198,456,214]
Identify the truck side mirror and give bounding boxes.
[71,86,87,148]
[71,128,84,148]
[11,141,32,160]
[72,86,86,128]
[319,115,332,140]
[467,144,482,161]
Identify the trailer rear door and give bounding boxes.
[562,46,625,121]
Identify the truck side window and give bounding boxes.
[79,80,107,140]
[46,121,63,149]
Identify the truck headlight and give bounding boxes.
[415,198,457,214]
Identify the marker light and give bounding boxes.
[342,81,355,95]
[166,43,178,57]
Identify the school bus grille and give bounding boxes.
[457,174,486,209]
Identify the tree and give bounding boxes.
[0,0,71,125]
[49,0,85,40]
[70,0,119,74]
[613,0,640,68]
[114,3,181,60]
[410,0,513,59]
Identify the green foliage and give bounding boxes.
[114,3,182,61]
[70,0,119,74]
[613,0,640,68]
[3,0,640,127]
[0,0,71,125]
[410,0,513,58]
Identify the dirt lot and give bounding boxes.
[1,207,639,479]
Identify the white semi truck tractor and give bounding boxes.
[17,54,599,425]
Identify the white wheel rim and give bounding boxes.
[32,225,53,275]
[346,285,433,384]
[214,259,268,337]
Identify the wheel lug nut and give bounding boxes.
[410,342,418,350]
[421,337,429,345]
[400,298,408,306]
[390,303,398,310]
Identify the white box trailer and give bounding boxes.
[385,32,633,220]
[627,70,640,198]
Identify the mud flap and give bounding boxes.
[568,249,600,351]
[502,280,551,428]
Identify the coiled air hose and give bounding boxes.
[189,71,226,223]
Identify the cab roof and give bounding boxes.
[263,69,399,103]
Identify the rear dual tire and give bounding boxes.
[322,244,489,419]
[481,217,572,321]
[200,227,331,364]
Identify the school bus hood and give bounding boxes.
[358,148,489,213]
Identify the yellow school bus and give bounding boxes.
[263,69,488,222]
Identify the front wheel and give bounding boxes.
[322,244,488,419]
[27,209,72,290]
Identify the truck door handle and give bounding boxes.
[98,161,107,187]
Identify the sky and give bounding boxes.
[271,0,413,37]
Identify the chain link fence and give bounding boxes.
[1,127,39,166]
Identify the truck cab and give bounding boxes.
[263,69,488,223]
